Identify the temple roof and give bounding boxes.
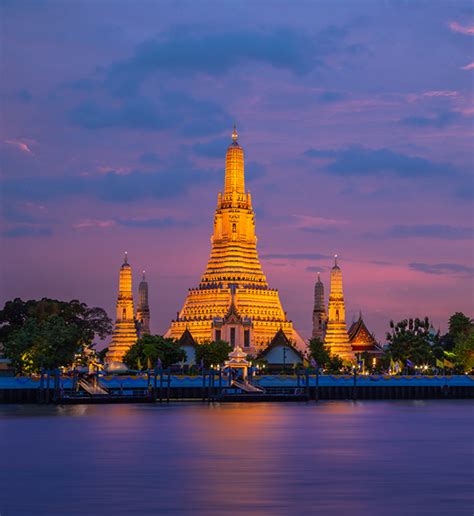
[177,328,197,347]
[258,328,304,359]
[348,313,377,345]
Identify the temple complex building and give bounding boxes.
[312,272,327,339]
[106,253,138,363]
[348,312,382,356]
[136,271,150,337]
[324,256,355,361]
[165,127,305,355]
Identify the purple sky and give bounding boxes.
[1,0,473,344]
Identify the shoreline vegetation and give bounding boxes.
[0,298,473,378]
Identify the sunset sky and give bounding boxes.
[1,0,473,344]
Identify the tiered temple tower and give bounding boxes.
[312,272,327,339]
[165,126,305,354]
[324,256,354,360]
[106,253,138,363]
[136,271,150,336]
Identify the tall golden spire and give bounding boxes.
[106,253,137,363]
[165,127,306,353]
[324,255,354,360]
[224,124,245,195]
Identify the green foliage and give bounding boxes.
[195,340,231,368]
[442,312,473,351]
[4,316,82,373]
[123,334,186,370]
[308,337,343,373]
[385,317,438,366]
[453,329,474,372]
[0,298,113,374]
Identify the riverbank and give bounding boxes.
[1,374,473,403]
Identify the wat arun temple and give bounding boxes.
[165,127,306,354]
[106,127,380,364]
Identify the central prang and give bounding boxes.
[165,127,305,355]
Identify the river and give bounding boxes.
[0,401,473,515]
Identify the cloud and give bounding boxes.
[261,252,331,260]
[448,21,474,36]
[139,152,162,165]
[400,110,462,128]
[317,91,345,103]
[115,217,191,228]
[70,92,231,135]
[371,224,473,240]
[104,28,321,97]
[461,62,474,70]
[2,164,219,203]
[1,226,52,238]
[306,266,329,273]
[73,219,115,229]
[305,146,455,177]
[410,262,474,276]
[4,139,34,155]
[100,25,362,97]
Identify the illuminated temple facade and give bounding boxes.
[165,127,305,355]
[106,253,138,363]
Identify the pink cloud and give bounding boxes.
[73,219,115,229]
[4,139,34,155]
[449,21,474,35]
[461,62,474,70]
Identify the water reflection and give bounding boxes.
[0,401,473,515]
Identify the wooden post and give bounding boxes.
[353,368,357,401]
[166,369,171,402]
[159,368,164,402]
[315,368,320,402]
[305,369,309,400]
[153,367,158,402]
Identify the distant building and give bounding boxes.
[348,313,383,357]
[177,328,197,366]
[258,329,304,368]
[106,253,138,363]
[312,272,327,340]
[136,271,150,336]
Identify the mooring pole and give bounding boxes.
[305,369,309,400]
[159,368,164,402]
[167,369,171,402]
[315,367,320,402]
[353,368,357,401]
[153,367,158,402]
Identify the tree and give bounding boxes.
[1,298,113,374]
[385,317,438,366]
[195,340,231,369]
[441,312,473,351]
[4,316,83,373]
[123,335,186,370]
[308,337,343,373]
[0,298,112,347]
[453,329,474,373]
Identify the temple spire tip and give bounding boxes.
[232,124,238,143]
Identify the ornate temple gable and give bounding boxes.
[223,301,243,324]
[258,329,305,361]
[348,313,381,354]
[177,328,197,347]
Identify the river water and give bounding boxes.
[0,401,473,515]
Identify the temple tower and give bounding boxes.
[136,271,150,336]
[324,256,354,360]
[106,253,138,363]
[312,272,327,339]
[166,126,305,354]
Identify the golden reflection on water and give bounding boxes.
[0,401,473,515]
